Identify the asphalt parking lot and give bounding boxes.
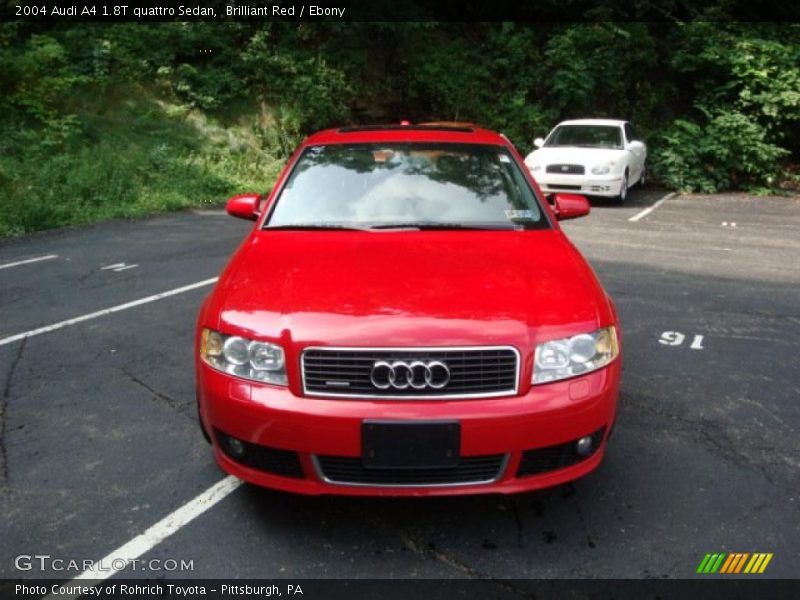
[1,187,798,582]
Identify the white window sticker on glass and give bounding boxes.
[498,154,511,163]
[505,209,536,221]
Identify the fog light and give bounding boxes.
[575,436,593,456]
[225,436,245,458]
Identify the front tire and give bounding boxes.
[615,172,629,205]
[637,165,647,188]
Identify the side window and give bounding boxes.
[624,123,636,143]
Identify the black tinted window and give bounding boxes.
[545,125,623,149]
[266,143,547,230]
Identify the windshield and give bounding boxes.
[265,143,547,231]
[545,125,623,149]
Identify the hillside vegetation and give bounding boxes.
[1,20,798,236]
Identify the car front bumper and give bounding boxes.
[197,360,620,496]
[532,172,624,197]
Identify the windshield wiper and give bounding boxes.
[267,223,513,232]
[367,223,509,231]
[266,224,371,231]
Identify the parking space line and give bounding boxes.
[47,476,242,596]
[0,254,58,270]
[628,192,677,222]
[0,277,218,347]
[102,263,139,272]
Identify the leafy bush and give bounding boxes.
[543,23,662,127]
[0,31,87,150]
[242,28,350,155]
[653,112,789,192]
[657,23,800,191]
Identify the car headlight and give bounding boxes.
[200,328,287,386]
[530,165,542,172]
[591,164,612,175]
[532,326,619,384]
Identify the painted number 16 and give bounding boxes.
[659,331,704,350]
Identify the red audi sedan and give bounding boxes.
[196,123,621,496]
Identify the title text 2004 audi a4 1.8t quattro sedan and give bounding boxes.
[196,123,621,496]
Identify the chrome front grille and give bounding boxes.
[546,163,585,175]
[301,346,520,399]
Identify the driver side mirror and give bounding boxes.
[550,193,591,220]
[226,193,264,221]
[533,137,545,149]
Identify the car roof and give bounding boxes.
[303,123,509,146]
[556,118,627,127]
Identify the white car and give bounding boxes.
[524,119,647,204]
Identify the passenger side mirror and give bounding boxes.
[226,193,264,221]
[533,137,545,149]
[628,140,645,150]
[551,193,591,220]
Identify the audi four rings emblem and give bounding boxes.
[370,360,451,390]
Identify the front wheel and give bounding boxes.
[637,165,647,188]
[615,173,629,205]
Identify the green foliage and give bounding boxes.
[0,20,798,236]
[399,23,550,149]
[653,113,789,193]
[543,23,662,126]
[0,22,283,237]
[670,23,800,129]
[0,30,88,149]
[0,86,280,237]
[241,28,350,154]
[655,23,800,191]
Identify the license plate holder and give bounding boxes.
[362,421,460,469]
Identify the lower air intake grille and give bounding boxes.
[215,429,304,478]
[316,455,506,486]
[516,427,606,477]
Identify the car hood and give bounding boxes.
[213,230,606,348]
[525,147,624,168]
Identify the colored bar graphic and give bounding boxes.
[711,553,725,573]
[744,554,760,573]
[719,554,736,573]
[735,553,749,573]
[698,552,773,574]
[759,554,773,573]
[696,554,713,574]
